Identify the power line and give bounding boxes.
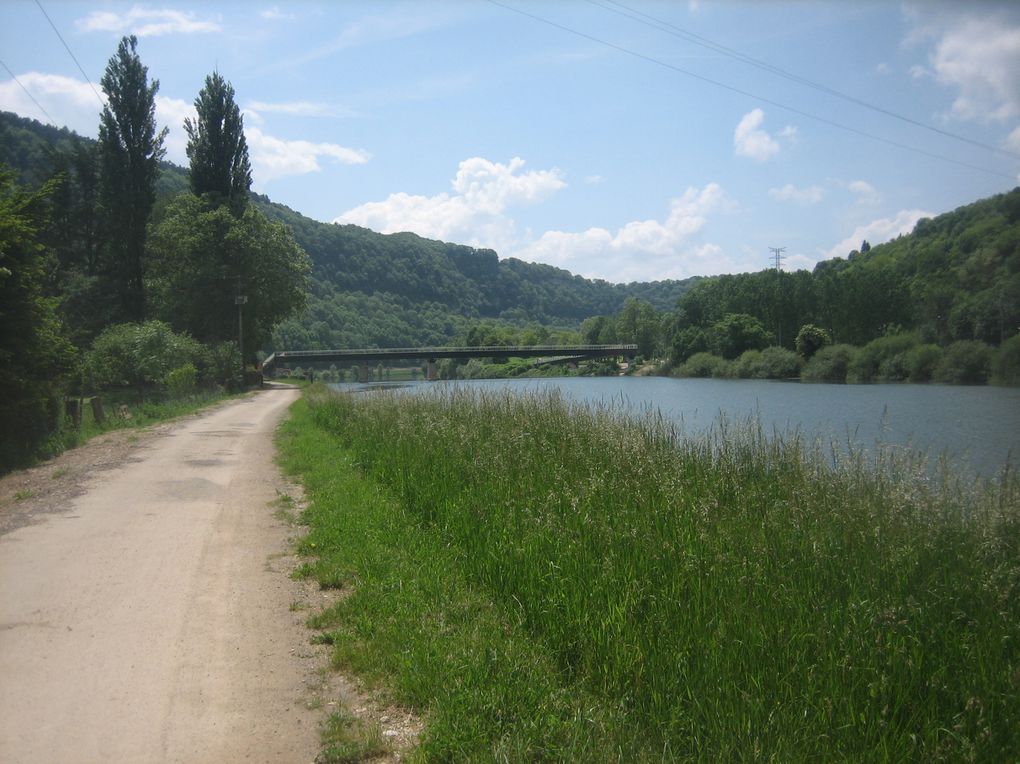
[0,58,55,123]
[486,0,1018,181]
[33,0,105,109]
[590,0,1020,162]
[769,246,786,271]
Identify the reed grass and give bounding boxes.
[287,382,1020,761]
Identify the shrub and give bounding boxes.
[847,333,917,383]
[201,341,242,390]
[758,346,801,379]
[165,363,198,398]
[802,344,858,383]
[706,313,773,360]
[992,334,1020,386]
[733,349,763,378]
[87,321,205,397]
[678,352,728,378]
[905,344,942,383]
[934,340,994,385]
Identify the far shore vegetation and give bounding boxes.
[279,383,1020,761]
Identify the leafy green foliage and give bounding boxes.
[992,335,1020,386]
[184,72,251,214]
[97,35,167,323]
[0,166,74,472]
[801,344,858,383]
[147,193,310,361]
[86,320,204,396]
[795,323,830,359]
[706,312,773,359]
[164,362,197,398]
[934,340,994,385]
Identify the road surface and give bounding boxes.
[0,388,323,763]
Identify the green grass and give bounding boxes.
[58,389,241,451]
[279,382,1020,762]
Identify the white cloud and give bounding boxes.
[76,7,221,37]
[734,109,793,161]
[1007,125,1020,153]
[154,95,196,164]
[513,184,735,282]
[585,175,604,185]
[335,158,564,252]
[907,8,1020,123]
[847,179,881,205]
[260,6,294,21]
[769,184,823,204]
[246,127,370,187]
[0,72,102,135]
[825,209,933,260]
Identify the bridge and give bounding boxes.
[262,344,637,380]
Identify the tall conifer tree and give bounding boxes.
[184,73,252,214]
[98,35,166,323]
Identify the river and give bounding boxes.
[330,377,1020,480]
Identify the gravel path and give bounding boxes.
[0,388,325,763]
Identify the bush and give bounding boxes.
[165,363,198,398]
[201,341,243,390]
[904,344,942,383]
[677,352,728,378]
[706,313,773,360]
[847,333,917,383]
[992,334,1020,386]
[934,340,994,385]
[87,321,205,396]
[733,349,762,378]
[802,344,858,383]
[758,346,801,379]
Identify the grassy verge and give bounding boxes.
[57,388,243,452]
[279,382,1020,761]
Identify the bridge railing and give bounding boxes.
[263,344,637,370]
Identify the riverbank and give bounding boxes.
[278,383,1020,760]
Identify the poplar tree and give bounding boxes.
[98,35,166,323]
[184,72,251,214]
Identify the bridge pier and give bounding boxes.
[358,364,369,383]
[426,359,437,381]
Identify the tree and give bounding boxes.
[795,324,831,359]
[706,313,773,360]
[184,72,251,214]
[0,166,74,471]
[98,35,166,323]
[147,194,310,362]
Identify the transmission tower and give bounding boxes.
[769,246,786,271]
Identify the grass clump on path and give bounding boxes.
[280,382,1020,762]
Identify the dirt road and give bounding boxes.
[0,388,323,763]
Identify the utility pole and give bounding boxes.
[769,246,786,271]
[235,275,247,376]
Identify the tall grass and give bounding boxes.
[297,382,1020,761]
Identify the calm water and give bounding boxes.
[331,377,1020,479]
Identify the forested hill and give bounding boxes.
[0,110,698,348]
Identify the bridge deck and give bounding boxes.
[262,344,637,370]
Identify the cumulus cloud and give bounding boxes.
[76,7,221,37]
[246,127,370,187]
[335,157,565,252]
[825,209,934,260]
[734,109,793,161]
[0,72,102,134]
[154,95,196,164]
[768,184,823,204]
[907,5,1020,148]
[513,184,735,282]
[847,179,881,204]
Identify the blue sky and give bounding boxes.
[2,1,1019,283]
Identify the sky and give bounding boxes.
[1,1,1019,284]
